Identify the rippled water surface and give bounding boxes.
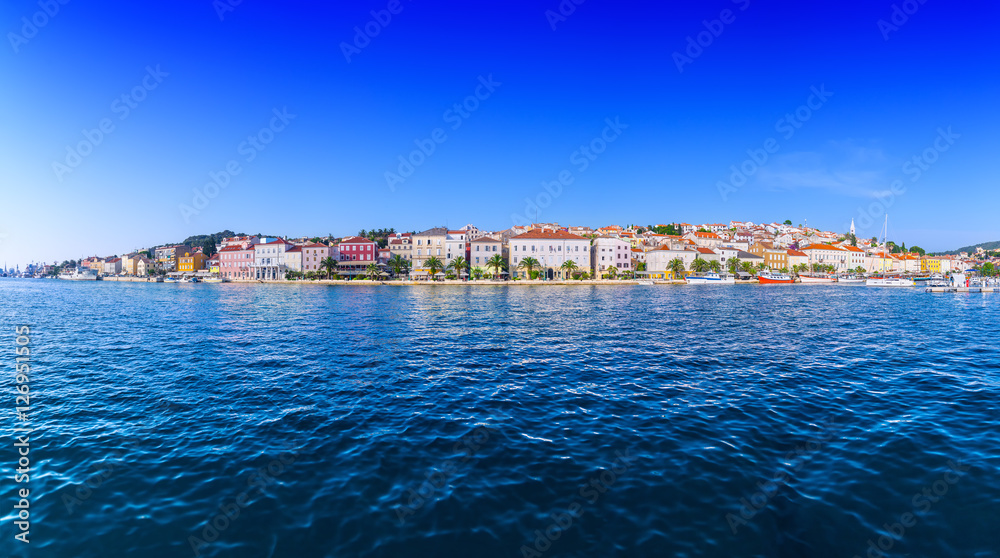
[1,278,998,558]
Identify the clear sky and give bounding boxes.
[1,0,998,267]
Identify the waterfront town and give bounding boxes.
[4,220,998,283]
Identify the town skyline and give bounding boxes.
[5,212,994,272]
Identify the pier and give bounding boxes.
[925,287,997,293]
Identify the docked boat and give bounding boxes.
[58,268,99,281]
[757,271,794,284]
[163,277,180,283]
[685,272,735,285]
[203,277,223,283]
[183,277,200,283]
[837,275,866,284]
[637,279,655,286]
[798,274,836,284]
[866,276,915,287]
[865,215,913,287]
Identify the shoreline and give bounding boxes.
[87,277,769,286]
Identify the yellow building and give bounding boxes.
[749,243,788,270]
[177,251,207,272]
[921,257,941,273]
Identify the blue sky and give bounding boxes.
[1,0,998,267]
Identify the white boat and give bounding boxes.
[837,275,866,284]
[798,274,836,283]
[163,277,180,283]
[866,215,913,287]
[637,279,655,285]
[58,268,99,281]
[685,272,735,284]
[866,277,915,287]
[203,277,223,283]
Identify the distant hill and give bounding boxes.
[937,240,1000,256]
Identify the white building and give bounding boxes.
[800,244,850,272]
[470,236,503,269]
[508,229,590,279]
[253,237,294,280]
[445,230,470,266]
[645,247,698,279]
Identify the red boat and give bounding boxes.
[757,271,795,284]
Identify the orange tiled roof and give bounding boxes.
[510,229,587,241]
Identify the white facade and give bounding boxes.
[470,237,502,268]
[508,230,590,279]
[646,247,698,277]
[801,244,850,272]
[254,238,293,280]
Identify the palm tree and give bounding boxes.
[727,257,742,275]
[560,259,578,279]
[320,257,338,279]
[755,262,768,272]
[605,265,618,279]
[668,258,686,280]
[741,261,755,274]
[690,258,710,273]
[471,267,485,280]
[388,254,409,279]
[486,254,506,280]
[448,256,468,280]
[708,260,722,273]
[518,257,540,280]
[365,262,380,280]
[634,262,647,272]
[425,256,444,280]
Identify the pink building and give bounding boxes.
[301,242,330,273]
[218,238,258,280]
